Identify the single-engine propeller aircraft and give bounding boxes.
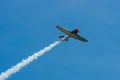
[56,26,88,42]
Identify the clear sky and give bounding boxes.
[0,0,120,80]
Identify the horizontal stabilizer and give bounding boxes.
[59,36,68,41]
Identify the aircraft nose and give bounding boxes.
[75,29,79,33]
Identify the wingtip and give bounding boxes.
[85,40,88,42]
[82,39,88,43]
[56,26,59,28]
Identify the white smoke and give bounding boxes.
[0,40,62,80]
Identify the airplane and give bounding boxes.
[56,26,88,42]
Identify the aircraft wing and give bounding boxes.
[71,34,88,42]
[56,26,71,35]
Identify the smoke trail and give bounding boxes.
[0,40,62,80]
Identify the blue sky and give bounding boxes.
[0,0,120,80]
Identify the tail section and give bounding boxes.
[59,36,68,41]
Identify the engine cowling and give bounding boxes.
[75,29,79,33]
